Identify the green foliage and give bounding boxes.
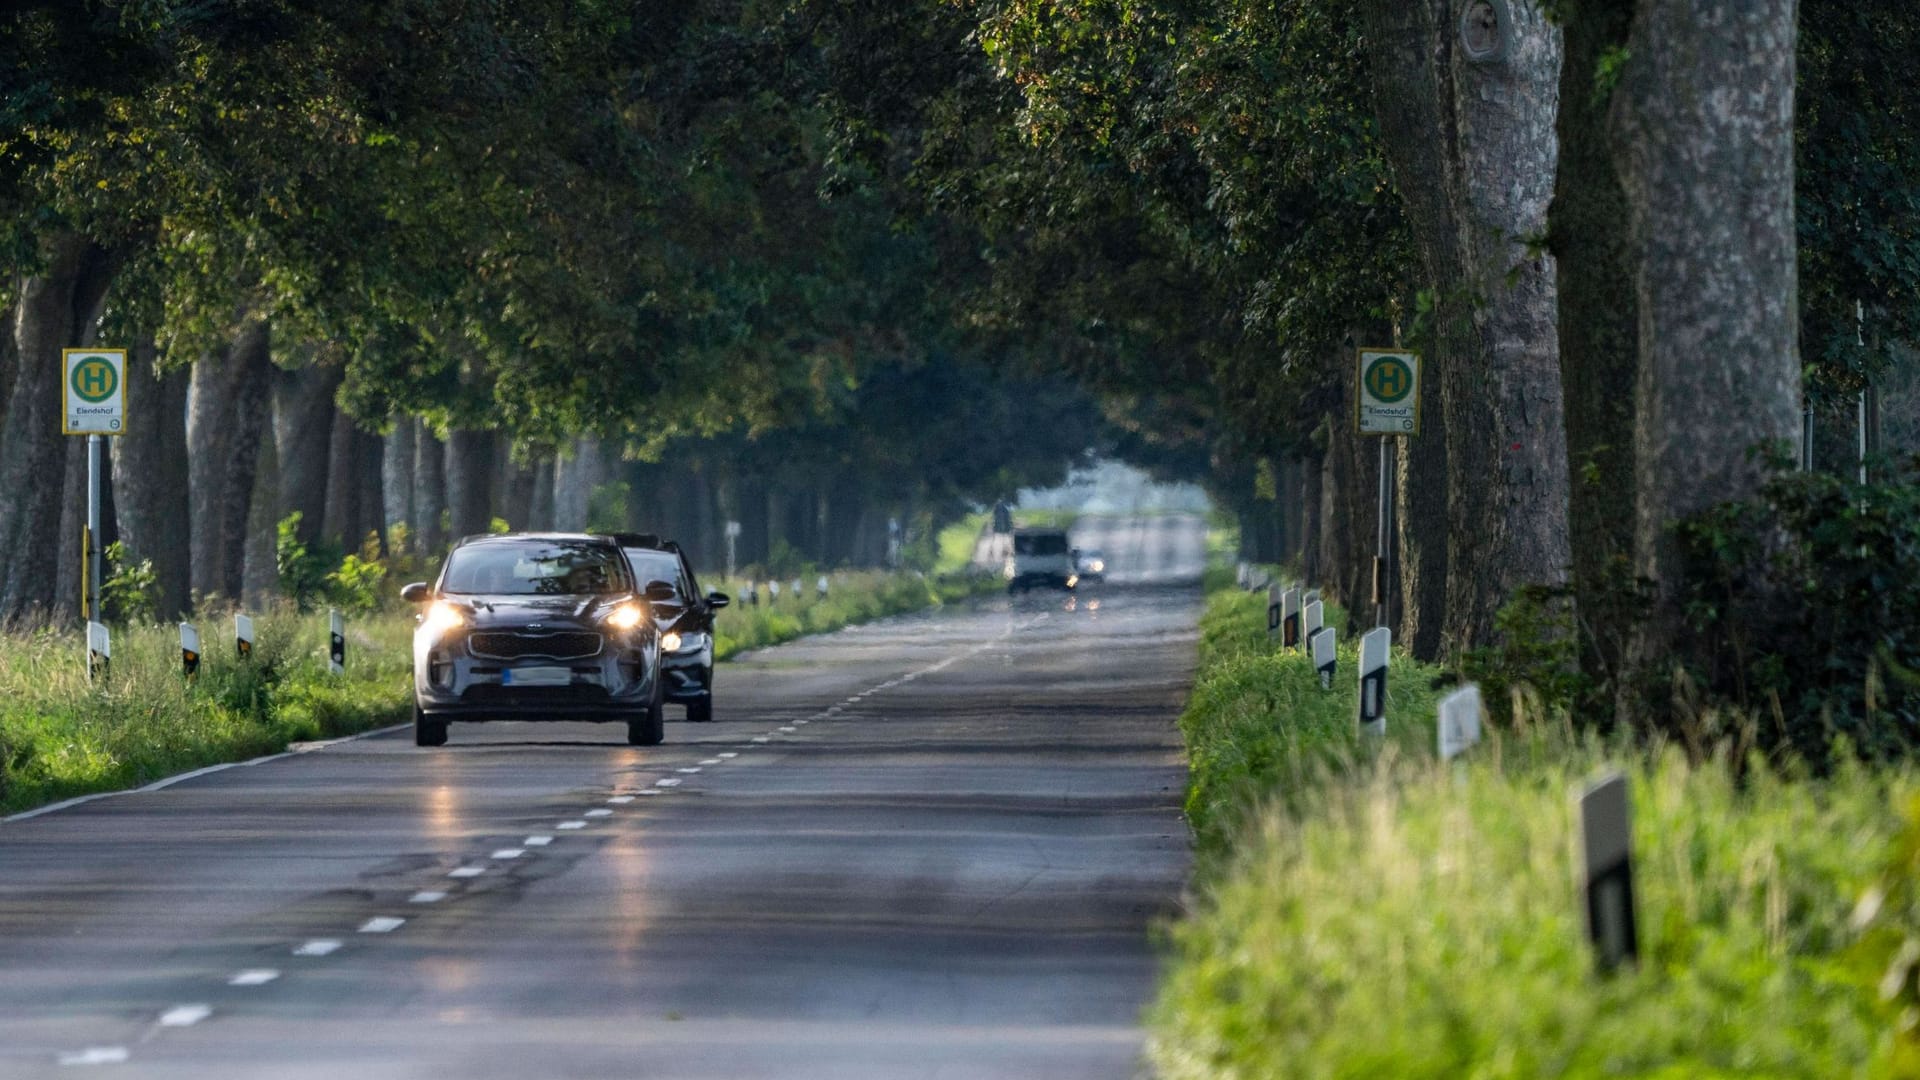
[1671,455,1920,762]
[710,571,993,661]
[274,513,338,612]
[1153,584,1920,1078]
[586,481,630,536]
[100,541,160,625]
[325,547,388,616]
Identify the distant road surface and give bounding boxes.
[0,514,1206,1079]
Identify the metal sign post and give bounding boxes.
[1357,626,1391,737]
[1357,348,1418,630]
[1266,583,1282,643]
[62,349,127,665]
[329,609,346,675]
[1579,772,1640,972]
[235,613,255,660]
[180,622,201,680]
[1311,626,1337,689]
[1438,683,1484,761]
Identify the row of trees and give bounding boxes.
[791,0,1920,719]
[0,2,1104,621]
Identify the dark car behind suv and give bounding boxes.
[401,533,675,747]
[610,534,729,723]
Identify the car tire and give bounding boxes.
[687,695,712,723]
[628,681,666,746]
[415,706,448,748]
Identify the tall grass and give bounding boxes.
[1151,584,1919,1078]
[0,608,412,813]
[708,570,991,659]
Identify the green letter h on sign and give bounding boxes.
[80,366,109,396]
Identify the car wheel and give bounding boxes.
[628,681,666,746]
[687,696,712,723]
[414,706,448,748]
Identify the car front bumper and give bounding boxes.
[414,629,657,720]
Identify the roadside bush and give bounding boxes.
[1675,456,1920,761]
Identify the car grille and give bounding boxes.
[468,631,603,661]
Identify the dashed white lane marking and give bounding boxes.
[448,866,487,878]
[655,778,682,787]
[228,969,279,987]
[491,848,525,859]
[57,1046,129,1066]
[607,795,635,804]
[524,835,553,846]
[358,917,405,934]
[584,808,613,818]
[699,758,722,766]
[676,767,702,774]
[157,1004,212,1027]
[825,706,843,714]
[751,736,771,743]
[557,820,587,830]
[409,891,447,904]
[636,789,661,796]
[778,726,797,733]
[293,939,341,957]
[717,752,739,759]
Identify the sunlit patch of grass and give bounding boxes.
[708,571,992,660]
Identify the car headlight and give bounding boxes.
[604,603,646,632]
[1088,560,1105,573]
[660,631,684,653]
[421,600,464,639]
[1067,574,1080,588]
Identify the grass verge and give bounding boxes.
[1150,582,1920,1078]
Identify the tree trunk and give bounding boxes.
[498,452,537,532]
[321,406,360,549]
[526,454,555,531]
[382,420,415,546]
[1360,0,1573,654]
[411,420,447,554]
[1609,0,1801,686]
[187,313,272,603]
[446,428,496,540]
[272,359,340,546]
[1547,0,1640,693]
[0,235,116,622]
[113,340,192,617]
[241,417,280,607]
[552,437,603,532]
[355,426,386,552]
[1299,454,1324,588]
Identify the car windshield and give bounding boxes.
[1015,533,1070,556]
[441,541,630,596]
[624,550,685,600]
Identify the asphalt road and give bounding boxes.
[0,514,1204,1079]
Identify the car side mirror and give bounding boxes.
[706,591,730,610]
[400,582,432,604]
[643,581,677,603]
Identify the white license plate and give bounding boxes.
[501,666,572,687]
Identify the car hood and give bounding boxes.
[441,593,628,629]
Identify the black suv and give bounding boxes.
[400,533,676,747]
[608,534,729,723]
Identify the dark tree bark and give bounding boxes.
[1608,0,1801,688]
[321,405,360,548]
[1548,0,1640,690]
[381,420,415,545]
[526,454,556,531]
[355,426,386,552]
[497,452,537,532]
[1299,454,1324,588]
[272,359,341,546]
[187,313,273,603]
[1360,0,1573,653]
[1396,351,1450,659]
[113,340,192,617]
[0,235,117,622]
[411,420,447,553]
[445,427,496,540]
[240,418,280,606]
